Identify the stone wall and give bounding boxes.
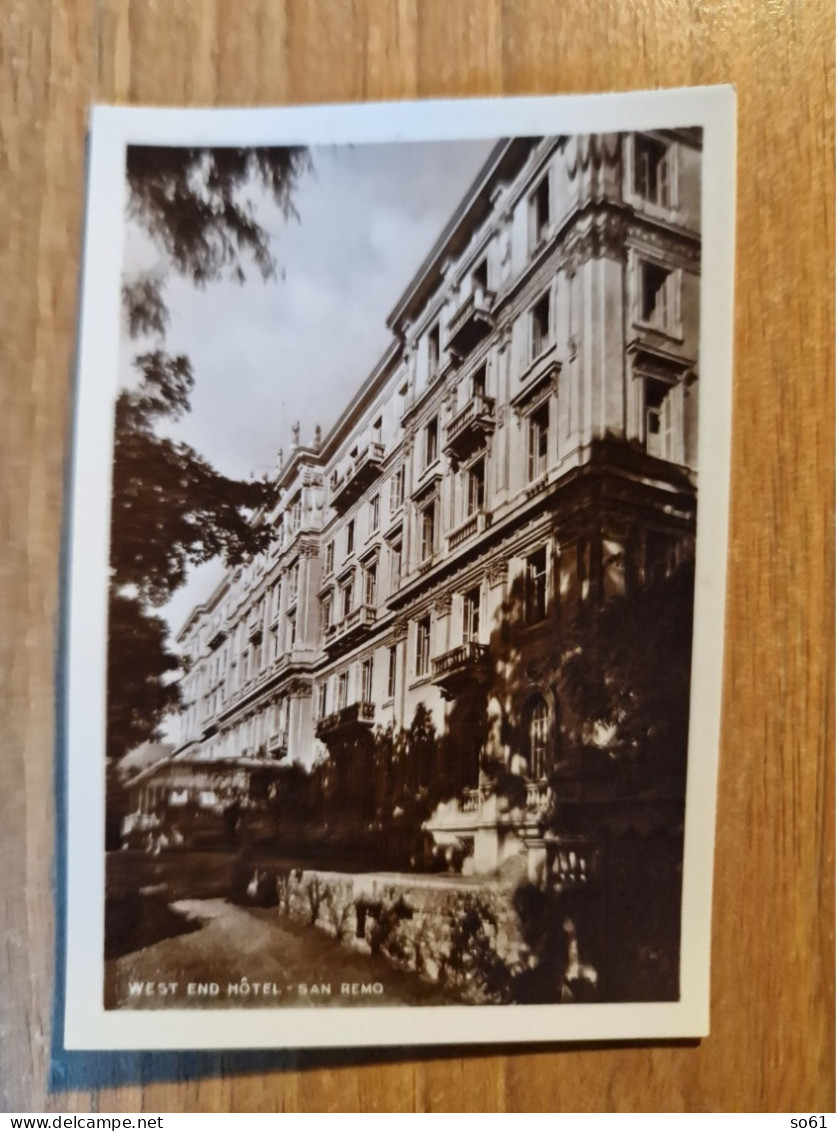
[266,868,528,1003]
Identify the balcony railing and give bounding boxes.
[447,287,496,356]
[447,509,489,550]
[431,640,492,699]
[315,700,375,740]
[459,782,549,817]
[444,393,496,460]
[207,622,228,650]
[267,730,288,757]
[544,834,601,890]
[282,521,319,556]
[462,789,481,814]
[329,442,385,512]
[525,781,551,814]
[326,603,377,649]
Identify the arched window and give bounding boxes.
[528,696,551,781]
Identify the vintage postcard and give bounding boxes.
[63,88,736,1049]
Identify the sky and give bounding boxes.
[120,138,497,639]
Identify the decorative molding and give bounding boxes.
[297,537,320,558]
[411,470,443,505]
[359,543,381,565]
[433,592,453,615]
[511,360,561,415]
[486,558,507,586]
[627,339,696,382]
[391,617,409,642]
[559,210,628,273]
[285,677,312,698]
[627,220,702,271]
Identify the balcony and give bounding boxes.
[267,730,288,758]
[283,521,318,558]
[431,640,492,700]
[444,393,496,462]
[207,622,228,650]
[325,604,377,651]
[329,442,385,512]
[447,287,496,357]
[544,834,601,891]
[460,782,550,817]
[525,781,551,814]
[447,509,489,550]
[315,700,376,741]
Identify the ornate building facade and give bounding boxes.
[162,130,701,874]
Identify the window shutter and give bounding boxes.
[659,149,669,206]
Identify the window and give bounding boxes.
[289,496,302,533]
[317,682,328,719]
[372,416,382,444]
[390,542,402,593]
[530,175,551,249]
[346,519,355,555]
[387,645,397,699]
[336,670,348,710]
[462,587,481,643]
[643,377,680,461]
[287,562,299,604]
[646,381,664,457]
[415,616,431,677]
[360,658,373,702]
[634,135,671,207]
[471,363,487,399]
[530,291,552,359]
[321,595,333,633]
[269,626,279,662]
[467,458,486,516]
[528,403,549,482]
[390,467,405,512]
[472,258,488,295]
[420,501,436,562]
[526,546,548,624]
[369,493,380,532]
[645,531,678,587]
[428,323,440,378]
[364,561,378,606]
[528,697,550,780]
[424,417,439,468]
[638,261,677,332]
[287,612,296,651]
[340,577,354,619]
[323,540,334,576]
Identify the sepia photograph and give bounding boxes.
[65,91,735,1049]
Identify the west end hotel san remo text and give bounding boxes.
[157,131,700,874]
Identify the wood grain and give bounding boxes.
[0,0,833,1113]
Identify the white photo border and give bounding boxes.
[64,87,736,1050]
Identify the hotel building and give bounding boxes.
[162,130,701,873]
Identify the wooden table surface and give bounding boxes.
[1,0,833,1114]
